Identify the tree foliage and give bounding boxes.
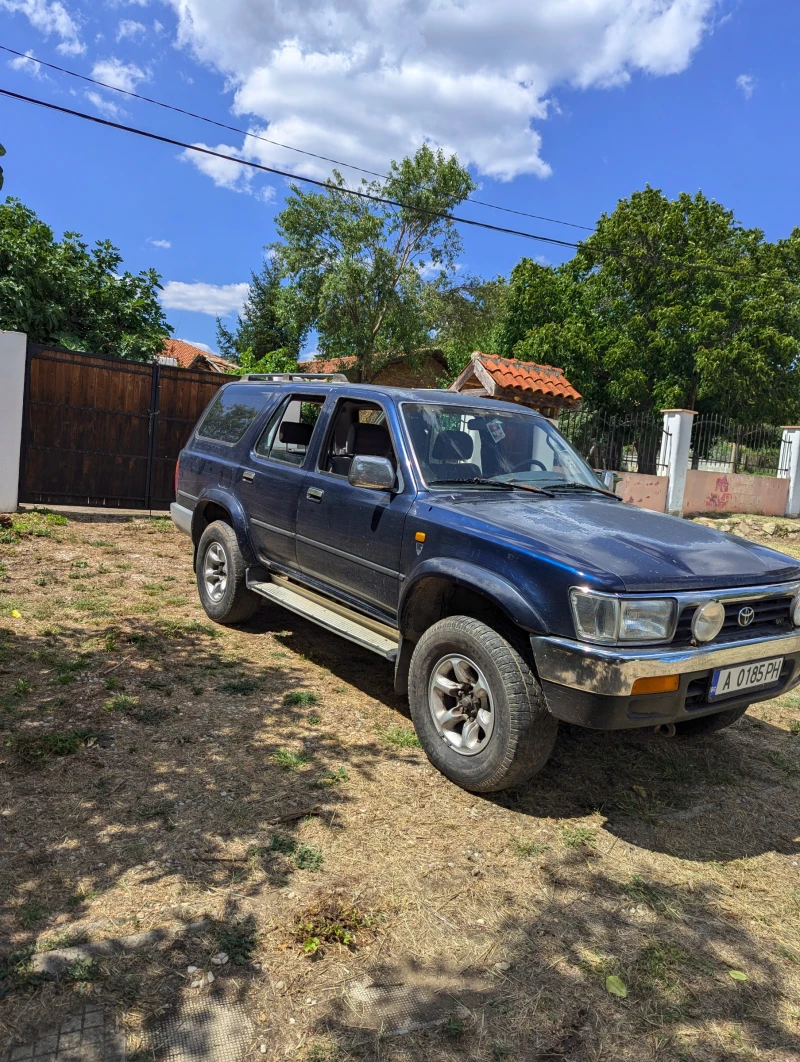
[270,144,475,381]
[216,259,301,365]
[497,188,800,422]
[0,198,170,361]
[423,274,508,381]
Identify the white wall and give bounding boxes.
[0,332,26,513]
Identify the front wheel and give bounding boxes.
[196,520,261,625]
[408,616,558,793]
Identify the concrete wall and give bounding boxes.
[615,472,668,513]
[0,331,26,514]
[682,469,790,516]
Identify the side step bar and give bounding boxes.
[247,577,399,660]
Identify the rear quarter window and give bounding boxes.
[196,385,273,445]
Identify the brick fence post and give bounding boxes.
[779,427,800,517]
[0,331,26,514]
[659,409,698,517]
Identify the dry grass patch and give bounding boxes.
[0,511,798,1061]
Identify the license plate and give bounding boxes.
[709,657,784,701]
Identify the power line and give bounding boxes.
[0,86,583,250]
[0,44,594,232]
[1,85,797,288]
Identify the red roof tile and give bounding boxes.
[470,353,582,406]
[301,356,357,374]
[162,339,237,373]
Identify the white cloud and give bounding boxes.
[148,238,171,249]
[180,142,253,192]
[116,19,146,42]
[153,19,165,34]
[736,73,756,99]
[256,185,276,203]
[165,0,719,181]
[160,281,249,316]
[85,90,124,118]
[175,337,214,353]
[0,0,84,55]
[7,49,47,79]
[91,57,149,93]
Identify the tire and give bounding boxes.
[196,520,261,625]
[408,615,558,793]
[674,703,750,738]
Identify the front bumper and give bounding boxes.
[531,630,800,730]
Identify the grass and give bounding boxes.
[284,690,318,706]
[104,694,139,713]
[0,510,68,544]
[294,896,371,956]
[219,678,260,694]
[269,834,324,872]
[12,729,96,765]
[789,720,800,735]
[17,901,47,928]
[510,838,549,857]
[314,766,348,787]
[560,825,597,849]
[621,875,681,919]
[377,723,421,748]
[215,918,258,965]
[272,748,313,770]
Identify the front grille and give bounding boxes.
[673,596,794,647]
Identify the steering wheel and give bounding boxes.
[509,458,547,473]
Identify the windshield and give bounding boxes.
[401,403,601,490]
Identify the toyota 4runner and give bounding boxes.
[171,374,800,792]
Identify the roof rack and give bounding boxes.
[241,372,349,382]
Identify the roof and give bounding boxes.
[300,349,447,381]
[301,355,357,374]
[450,352,582,410]
[162,339,237,374]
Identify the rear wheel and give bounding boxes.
[674,703,749,738]
[196,520,261,625]
[408,616,558,793]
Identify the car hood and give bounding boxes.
[431,492,800,593]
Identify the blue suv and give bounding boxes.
[172,374,800,792]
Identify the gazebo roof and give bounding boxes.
[449,352,582,412]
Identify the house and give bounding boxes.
[300,348,449,388]
[158,339,238,374]
[449,352,582,418]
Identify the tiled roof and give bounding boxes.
[457,352,582,407]
[301,355,357,374]
[162,339,237,373]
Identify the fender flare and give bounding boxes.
[191,489,258,569]
[398,557,548,636]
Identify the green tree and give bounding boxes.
[498,188,800,423]
[424,274,508,381]
[216,259,301,365]
[0,197,170,361]
[0,143,6,192]
[270,144,475,381]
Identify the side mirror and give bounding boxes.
[348,455,396,491]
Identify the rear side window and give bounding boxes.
[197,385,271,444]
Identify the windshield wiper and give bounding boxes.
[547,481,621,499]
[430,477,554,497]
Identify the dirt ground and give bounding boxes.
[1,510,799,1062]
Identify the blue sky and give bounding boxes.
[0,0,797,357]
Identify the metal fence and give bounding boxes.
[688,415,788,477]
[557,410,668,475]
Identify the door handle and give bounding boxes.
[306,487,324,502]
[242,470,255,482]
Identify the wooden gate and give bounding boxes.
[18,344,227,510]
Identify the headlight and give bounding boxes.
[792,594,800,628]
[691,600,725,643]
[570,590,676,645]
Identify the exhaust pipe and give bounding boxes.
[654,723,677,738]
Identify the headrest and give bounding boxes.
[279,421,313,446]
[431,429,474,461]
[348,422,393,458]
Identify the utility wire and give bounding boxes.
[1,85,797,287]
[0,86,583,250]
[0,43,594,232]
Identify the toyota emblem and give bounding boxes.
[738,606,755,627]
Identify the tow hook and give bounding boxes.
[654,723,677,738]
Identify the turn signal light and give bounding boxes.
[631,675,680,696]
